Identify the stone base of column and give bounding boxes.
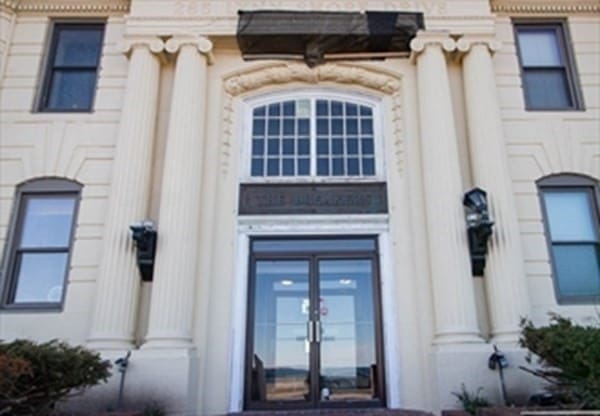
[430,344,542,412]
[433,330,484,345]
[490,329,522,345]
[87,335,136,351]
[55,348,199,415]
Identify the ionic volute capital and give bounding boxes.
[117,36,165,57]
[456,36,502,55]
[410,31,456,61]
[165,35,214,64]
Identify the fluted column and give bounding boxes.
[458,36,530,344]
[410,32,482,344]
[143,35,212,349]
[88,37,164,350]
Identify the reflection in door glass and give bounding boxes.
[251,260,310,402]
[318,259,378,401]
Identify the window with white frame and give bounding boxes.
[247,93,381,180]
[537,174,600,304]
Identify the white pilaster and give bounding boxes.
[88,37,164,350]
[410,32,482,344]
[458,36,530,344]
[143,35,212,349]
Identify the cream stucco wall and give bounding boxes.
[0,13,127,344]
[493,13,600,325]
[0,1,598,415]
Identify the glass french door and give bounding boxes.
[245,237,385,410]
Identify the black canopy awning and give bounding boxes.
[237,10,425,67]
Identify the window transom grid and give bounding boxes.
[247,95,381,181]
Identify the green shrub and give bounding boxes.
[0,339,111,416]
[520,315,600,409]
[452,383,490,415]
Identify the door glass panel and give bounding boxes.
[253,238,375,253]
[251,260,310,402]
[318,259,378,402]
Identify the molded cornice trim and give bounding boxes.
[491,0,599,14]
[0,0,129,13]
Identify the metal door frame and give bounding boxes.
[243,236,386,410]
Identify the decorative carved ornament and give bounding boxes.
[221,62,405,177]
[0,0,129,13]
[491,0,599,14]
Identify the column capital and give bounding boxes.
[410,31,456,55]
[456,35,502,55]
[117,36,165,56]
[166,34,214,64]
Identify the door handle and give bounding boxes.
[315,321,321,343]
[307,321,314,343]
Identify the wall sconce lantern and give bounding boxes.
[130,220,157,282]
[463,188,494,276]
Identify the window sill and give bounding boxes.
[1,303,64,313]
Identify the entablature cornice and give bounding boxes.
[491,0,599,15]
[0,0,129,14]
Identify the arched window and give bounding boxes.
[245,92,382,180]
[1,178,82,310]
[537,174,600,304]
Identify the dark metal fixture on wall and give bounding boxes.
[130,220,157,282]
[237,10,425,67]
[463,188,494,276]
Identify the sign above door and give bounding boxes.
[238,183,388,215]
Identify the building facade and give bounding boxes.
[0,0,598,414]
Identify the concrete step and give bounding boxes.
[227,409,433,416]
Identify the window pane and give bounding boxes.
[283,100,295,116]
[267,159,279,176]
[54,27,103,67]
[282,158,294,175]
[346,118,358,135]
[12,252,68,303]
[316,100,328,116]
[268,103,280,116]
[317,118,329,134]
[363,158,375,175]
[317,139,329,155]
[332,119,343,135]
[298,119,309,135]
[332,158,344,175]
[348,158,359,175]
[346,103,358,116]
[553,244,600,297]
[21,197,76,248]
[283,118,295,135]
[47,69,96,110]
[517,29,561,67]
[543,190,596,241]
[347,139,358,155]
[282,139,294,155]
[267,139,279,155]
[297,139,309,155]
[524,69,571,109]
[331,101,343,116]
[252,118,265,136]
[332,139,343,155]
[253,106,265,117]
[317,158,329,175]
[267,119,280,136]
[251,158,264,176]
[298,158,309,175]
[252,139,264,156]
